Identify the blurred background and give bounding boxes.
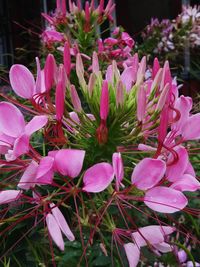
[0,0,200,95]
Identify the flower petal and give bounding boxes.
[50,203,75,241]
[124,243,140,267]
[154,242,173,253]
[166,146,189,182]
[25,115,48,136]
[55,149,85,178]
[131,158,166,190]
[0,102,25,137]
[46,213,64,251]
[144,186,188,213]
[131,225,174,247]
[0,190,21,204]
[9,64,35,99]
[83,163,114,193]
[12,134,29,158]
[36,156,54,184]
[170,174,200,192]
[182,114,200,140]
[18,160,38,190]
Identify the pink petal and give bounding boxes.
[25,116,48,136]
[185,161,195,177]
[170,174,200,192]
[124,243,140,267]
[12,134,29,158]
[182,114,200,140]
[83,163,114,193]
[121,67,134,92]
[166,146,188,182]
[50,203,75,241]
[0,190,21,204]
[132,225,174,247]
[9,64,35,99]
[112,152,124,190]
[172,96,192,133]
[36,156,54,184]
[55,149,85,178]
[100,81,109,120]
[18,160,38,190]
[131,158,166,190]
[153,242,173,253]
[0,102,25,137]
[144,186,188,213]
[46,213,64,251]
[56,65,66,121]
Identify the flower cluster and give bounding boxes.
[138,5,200,73]
[41,0,134,70]
[1,1,200,266]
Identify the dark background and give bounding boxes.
[0,0,199,70]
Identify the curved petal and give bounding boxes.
[124,243,140,267]
[153,242,173,253]
[9,64,35,99]
[166,146,189,182]
[25,115,48,136]
[131,158,166,190]
[36,156,54,184]
[182,114,200,140]
[144,186,188,213]
[55,149,85,178]
[0,190,21,204]
[46,213,64,251]
[131,225,174,247]
[12,134,29,158]
[121,67,134,92]
[18,160,38,190]
[0,102,25,137]
[83,163,114,193]
[170,174,200,192]
[50,203,75,241]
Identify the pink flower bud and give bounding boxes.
[137,85,146,122]
[92,52,99,74]
[116,80,124,108]
[56,64,66,121]
[44,54,57,92]
[70,85,82,112]
[63,41,71,77]
[152,57,160,79]
[100,81,109,120]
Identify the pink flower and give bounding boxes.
[0,102,48,160]
[124,225,175,267]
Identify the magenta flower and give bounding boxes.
[0,102,48,160]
